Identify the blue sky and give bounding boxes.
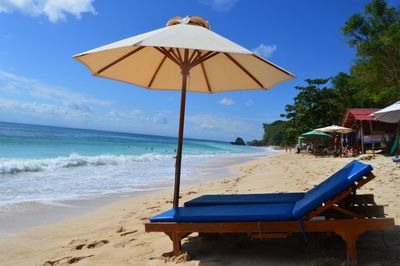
[0,0,382,141]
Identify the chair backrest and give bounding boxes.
[292,160,373,219]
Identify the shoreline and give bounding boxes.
[0,151,398,265]
[0,147,275,237]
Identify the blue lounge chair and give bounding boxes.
[184,192,305,206]
[145,160,395,265]
[183,160,374,207]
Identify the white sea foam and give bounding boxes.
[0,153,206,175]
[0,148,274,207]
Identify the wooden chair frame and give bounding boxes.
[145,173,395,265]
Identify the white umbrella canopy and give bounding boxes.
[74,16,294,93]
[73,16,295,208]
[370,101,400,123]
[315,125,353,134]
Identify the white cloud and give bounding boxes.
[130,109,144,117]
[107,109,123,120]
[245,99,254,107]
[199,0,239,11]
[219,97,235,106]
[253,43,277,58]
[0,0,96,22]
[0,70,110,109]
[0,97,92,120]
[152,113,168,125]
[186,113,258,140]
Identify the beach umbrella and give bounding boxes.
[370,101,400,123]
[371,101,400,156]
[315,125,353,134]
[301,130,332,155]
[73,16,294,208]
[300,130,332,139]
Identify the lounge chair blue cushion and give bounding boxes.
[149,160,372,223]
[292,160,372,219]
[150,203,295,222]
[184,193,305,207]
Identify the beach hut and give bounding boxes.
[341,108,396,154]
[73,16,294,207]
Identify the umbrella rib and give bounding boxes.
[189,51,202,66]
[191,51,219,68]
[188,49,199,63]
[252,54,295,78]
[95,46,145,75]
[161,47,181,64]
[170,49,183,64]
[148,54,168,88]
[200,62,212,93]
[155,47,180,66]
[224,53,264,88]
[174,48,183,63]
[190,51,213,66]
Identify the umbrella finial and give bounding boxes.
[166,16,210,29]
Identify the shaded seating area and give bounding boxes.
[145,161,395,265]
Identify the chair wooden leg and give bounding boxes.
[334,229,362,266]
[165,232,192,256]
[172,232,182,256]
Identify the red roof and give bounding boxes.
[342,108,379,128]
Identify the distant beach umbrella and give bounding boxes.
[301,130,332,139]
[73,16,295,208]
[315,125,353,134]
[370,101,400,123]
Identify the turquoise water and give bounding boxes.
[0,122,274,207]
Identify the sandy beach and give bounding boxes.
[0,152,399,266]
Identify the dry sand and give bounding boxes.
[0,152,399,266]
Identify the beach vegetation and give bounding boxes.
[262,0,400,146]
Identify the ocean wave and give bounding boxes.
[0,152,225,175]
[0,147,274,176]
[0,153,179,175]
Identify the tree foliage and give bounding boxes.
[262,120,288,146]
[342,0,400,105]
[280,79,342,140]
[260,0,400,146]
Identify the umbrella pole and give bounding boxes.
[173,66,189,208]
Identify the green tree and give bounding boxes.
[281,79,341,141]
[263,120,285,146]
[342,0,400,106]
[331,72,360,110]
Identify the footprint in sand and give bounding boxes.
[43,255,94,265]
[87,240,109,249]
[68,239,109,250]
[65,239,87,251]
[120,229,138,237]
[74,243,86,250]
[113,238,136,248]
[146,205,160,211]
[116,226,125,233]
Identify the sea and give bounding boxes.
[0,121,275,233]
